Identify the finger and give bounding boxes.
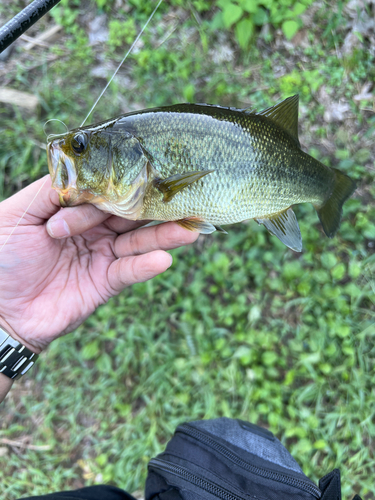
[47,204,111,239]
[104,215,151,234]
[108,250,173,293]
[0,175,60,226]
[113,221,199,258]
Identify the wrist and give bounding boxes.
[0,372,14,403]
[0,322,19,402]
[0,316,41,355]
[0,320,40,385]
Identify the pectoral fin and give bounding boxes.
[255,207,302,252]
[154,170,214,203]
[176,217,216,234]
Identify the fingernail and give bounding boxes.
[167,254,173,268]
[47,218,70,239]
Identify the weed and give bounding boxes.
[0,1,374,499]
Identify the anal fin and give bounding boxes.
[255,207,302,252]
[176,217,216,234]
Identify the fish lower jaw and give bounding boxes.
[54,187,98,207]
[91,190,146,220]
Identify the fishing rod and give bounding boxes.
[0,0,163,255]
[0,0,62,54]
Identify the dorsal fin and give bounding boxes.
[257,95,300,147]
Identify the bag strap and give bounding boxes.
[319,469,341,500]
[319,469,362,500]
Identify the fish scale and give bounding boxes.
[116,105,329,223]
[47,95,356,252]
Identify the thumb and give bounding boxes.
[0,175,60,226]
[46,204,110,239]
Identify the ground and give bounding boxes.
[0,1,374,498]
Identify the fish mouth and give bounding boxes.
[47,139,93,207]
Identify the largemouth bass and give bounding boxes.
[46,95,356,252]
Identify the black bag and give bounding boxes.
[146,417,360,500]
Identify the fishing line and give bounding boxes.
[1,1,162,255]
[0,176,49,254]
[80,0,163,128]
[44,119,69,142]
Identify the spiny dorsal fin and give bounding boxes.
[255,206,302,252]
[154,170,214,203]
[257,95,300,147]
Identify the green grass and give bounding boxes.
[1,1,375,499]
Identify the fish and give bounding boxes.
[46,94,356,252]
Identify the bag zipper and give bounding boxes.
[176,423,321,498]
[150,457,247,500]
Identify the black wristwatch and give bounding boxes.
[0,326,38,380]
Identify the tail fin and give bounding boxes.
[315,169,356,238]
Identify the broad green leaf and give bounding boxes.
[248,304,261,322]
[321,252,337,269]
[331,263,346,281]
[240,0,258,14]
[314,269,330,284]
[354,148,371,163]
[217,0,233,8]
[235,18,254,49]
[336,325,351,338]
[96,352,112,372]
[314,439,327,450]
[282,19,299,40]
[223,3,243,28]
[82,340,99,360]
[211,11,225,29]
[293,2,307,15]
[262,351,278,366]
[363,223,375,239]
[183,83,195,102]
[253,7,268,26]
[258,0,273,7]
[348,261,362,279]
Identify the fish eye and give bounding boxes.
[71,133,87,155]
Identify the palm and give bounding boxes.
[0,176,198,351]
[1,221,115,347]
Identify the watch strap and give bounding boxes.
[0,327,38,380]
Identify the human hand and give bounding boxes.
[0,175,198,353]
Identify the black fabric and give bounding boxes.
[319,469,341,500]
[155,490,184,500]
[146,471,183,500]
[19,485,136,500]
[146,418,321,500]
[17,420,363,500]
